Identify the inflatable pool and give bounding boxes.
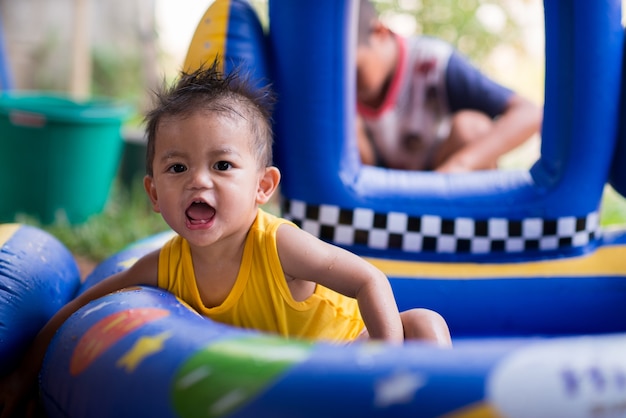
[3,0,624,416]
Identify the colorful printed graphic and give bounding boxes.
[0,223,19,246]
[488,335,626,418]
[70,307,170,375]
[172,336,312,417]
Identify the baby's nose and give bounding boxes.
[188,168,213,188]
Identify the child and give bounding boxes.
[356,0,543,173]
[0,61,451,417]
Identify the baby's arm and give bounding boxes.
[0,250,160,418]
[276,224,404,343]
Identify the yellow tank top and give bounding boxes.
[158,209,364,342]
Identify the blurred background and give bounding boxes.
[1,0,625,273]
[0,0,548,177]
[0,0,545,118]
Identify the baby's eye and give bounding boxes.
[214,161,232,171]
[167,164,186,173]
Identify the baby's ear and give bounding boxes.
[257,166,281,204]
[143,175,161,213]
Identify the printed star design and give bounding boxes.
[116,331,172,372]
[374,371,426,407]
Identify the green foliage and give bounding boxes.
[600,186,626,227]
[90,47,146,128]
[91,47,142,100]
[17,180,169,263]
[373,0,523,63]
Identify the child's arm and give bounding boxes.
[276,224,404,343]
[0,250,160,418]
[356,116,377,166]
[436,94,542,173]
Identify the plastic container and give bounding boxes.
[0,93,131,224]
[118,128,147,190]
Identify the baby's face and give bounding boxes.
[145,110,265,247]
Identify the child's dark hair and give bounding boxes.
[144,59,276,176]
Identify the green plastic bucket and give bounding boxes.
[119,129,147,190]
[0,93,131,224]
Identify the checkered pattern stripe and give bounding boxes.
[282,199,600,254]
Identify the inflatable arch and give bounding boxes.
[35,0,626,417]
[271,0,622,261]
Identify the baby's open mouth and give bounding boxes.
[186,201,216,225]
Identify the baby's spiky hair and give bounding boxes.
[144,59,276,176]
